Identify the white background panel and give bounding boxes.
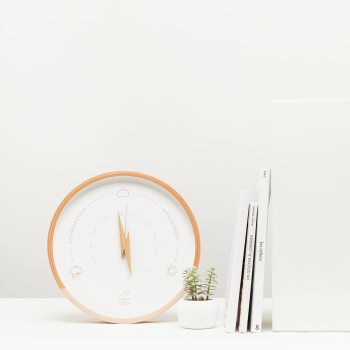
[1,1,350,297]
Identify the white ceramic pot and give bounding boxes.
[177,299,219,329]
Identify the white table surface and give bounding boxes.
[0,298,348,350]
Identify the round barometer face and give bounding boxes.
[48,172,200,323]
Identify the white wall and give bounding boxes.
[1,1,350,298]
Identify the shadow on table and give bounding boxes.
[45,310,178,324]
[45,301,271,329]
[262,306,272,332]
[45,312,107,324]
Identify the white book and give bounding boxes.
[224,190,250,333]
[249,167,271,332]
[238,203,258,333]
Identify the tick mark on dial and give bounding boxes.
[130,193,159,206]
[88,193,115,207]
[101,216,109,223]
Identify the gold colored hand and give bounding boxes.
[118,211,132,275]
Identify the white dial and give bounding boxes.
[48,172,200,323]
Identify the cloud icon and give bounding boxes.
[116,189,130,198]
[70,266,83,279]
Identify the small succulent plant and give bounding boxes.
[183,267,203,300]
[202,268,218,300]
[182,266,218,300]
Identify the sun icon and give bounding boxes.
[165,264,178,277]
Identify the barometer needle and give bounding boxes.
[118,212,132,275]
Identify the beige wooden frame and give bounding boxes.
[47,171,200,323]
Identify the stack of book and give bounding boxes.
[223,167,271,333]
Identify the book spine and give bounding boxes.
[238,203,258,333]
[224,190,250,333]
[249,168,271,332]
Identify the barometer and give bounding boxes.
[48,172,200,323]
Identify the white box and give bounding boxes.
[271,98,350,332]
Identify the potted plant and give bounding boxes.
[177,267,219,329]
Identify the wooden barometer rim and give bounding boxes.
[47,171,200,324]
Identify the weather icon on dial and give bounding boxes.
[116,189,130,198]
[165,264,178,277]
[70,266,83,279]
